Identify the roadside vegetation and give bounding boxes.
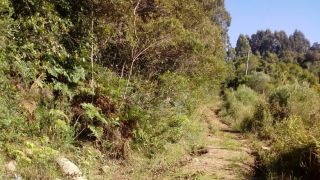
[0,0,319,179]
[0,0,231,179]
[222,30,320,179]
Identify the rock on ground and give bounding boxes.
[56,157,86,180]
[5,160,17,172]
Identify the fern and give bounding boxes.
[81,103,107,124]
[88,125,104,140]
[49,109,69,122]
[68,66,86,84]
[52,81,73,99]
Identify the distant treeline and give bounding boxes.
[231,30,319,77]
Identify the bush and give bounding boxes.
[221,85,260,130]
[259,116,320,178]
[245,83,320,178]
[0,0,230,178]
[240,102,273,136]
[132,72,218,156]
[244,72,273,94]
[269,83,320,123]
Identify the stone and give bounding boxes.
[25,148,33,157]
[5,160,17,172]
[261,146,271,151]
[56,157,86,180]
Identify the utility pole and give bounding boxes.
[245,51,250,76]
[90,2,95,101]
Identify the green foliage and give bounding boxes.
[268,62,318,86]
[1,0,319,178]
[221,85,260,130]
[248,29,310,57]
[258,116,320,178]
[269,83,320,122]
[132,72,220,156]
[0,0,13,48]
[48,109,73,144]
[244,72,273,94]
[234,54,261,76]
[0,0,232,178]
[6,140,60,179]
[76,102,118,142]
[224,68,320,178]
[226,33,320,177]
[81,103,107,124]
[235,34,251,56]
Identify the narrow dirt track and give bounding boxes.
[176,106,255,179]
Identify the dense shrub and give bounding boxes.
[221,85,260,130]
[0,0,232,177]
[229,27,320,180]
[269,62,319,86]
[269,83,320,123]
[132,72,221,156]
[227,83,320,178]
[260,116,320,178]
[244,72,273,94]
[222,78,320,179]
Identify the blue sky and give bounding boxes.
[226,0,320,47]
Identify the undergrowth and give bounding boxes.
[222,82,320,179]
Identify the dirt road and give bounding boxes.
[175,106,255,179]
